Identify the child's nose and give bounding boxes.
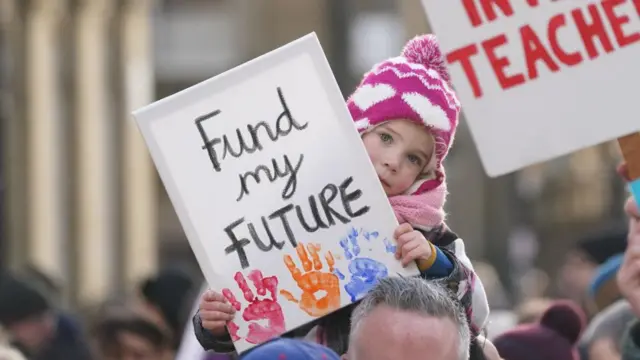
[383,157,400,172]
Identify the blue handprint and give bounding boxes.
[383,237,397,253]
[362,229,379,241]
[334,227,395,302]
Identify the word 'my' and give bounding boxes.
[195,87,308,172]
[236,153,304,202]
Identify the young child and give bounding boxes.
[193,34,489,355]
[348,33,489,330]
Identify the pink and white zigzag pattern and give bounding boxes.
[369,57,459,111]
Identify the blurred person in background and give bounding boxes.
[0,271,92,360]
[514,297,553,324]
[518,267,550,300]
[601,162,640,359]
[578,299,634,360]
[558,225,627,309]
[493,300,586,360]
[473,262,511,310]
[483,271,551,339]
[137,267,197,350]
[586,253,625,316]
[0,325,27,360]
[21,265,89,350]
[21,265,64,305]
[93,307,173,360]
[615,192,640,359]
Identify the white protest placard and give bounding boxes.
[421,0,640,177]
[133,33,418,353]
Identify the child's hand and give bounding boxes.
[394,223,432,266]
[199,290,236,336]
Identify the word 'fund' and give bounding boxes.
[195,86,308,172]
[448,0,640,98]
[224,176,370,269]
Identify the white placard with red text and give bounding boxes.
[421,0,640,176]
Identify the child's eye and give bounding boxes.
[380,133,392,143]
[408,154,422,165]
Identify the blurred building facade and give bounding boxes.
[0,0,627,309]
[1,0,158,308]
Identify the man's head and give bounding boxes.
[138,267,196,346]
[93,308,173,360]
[343,277,470,360]
[0,272,55,353]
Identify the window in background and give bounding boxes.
[153,0,240,83]
[348,11,404,76]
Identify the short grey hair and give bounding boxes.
[349,277,470,360]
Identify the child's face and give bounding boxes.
[362,120,434,196]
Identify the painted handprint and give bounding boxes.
[222,270,285,344]
[280,242,341,317]
[334,227,394,302]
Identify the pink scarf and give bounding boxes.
[389,182,447,229]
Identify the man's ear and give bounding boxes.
[341,352,349,360]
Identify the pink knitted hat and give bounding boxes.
[347,34,460,195]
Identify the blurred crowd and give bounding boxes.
[0,198,639,360]
[0,267,198,360]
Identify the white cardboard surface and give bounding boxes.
[133,33,418,353]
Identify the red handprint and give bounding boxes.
[221,270,286,344]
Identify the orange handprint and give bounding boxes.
[279,242,341,317]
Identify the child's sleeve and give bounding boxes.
[192,311,237,354]
[441,238,490,332]
[416,242,454,278]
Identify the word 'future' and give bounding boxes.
[195,87,308,202]
[225,176,370,269]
